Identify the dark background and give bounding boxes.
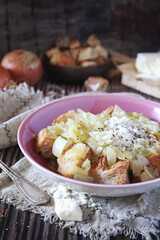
[0,0,160,59]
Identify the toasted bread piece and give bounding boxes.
[57,143,94,178]
[63,50,71,57]
[69,38,81,49]
[94,45,109,61]
[70,48,80,61]
[90,160,130,184]
[84,76,109,92]
[90,156,108,172]
[50,51,76,67]
[147,155,160,175]
[34,128,55,160]
[56,36,80,50]
[79,60,97,67]
[52,110,75,125]
[35,111,76,160]
[45,47,60,58]
[78,47,99,62]
[84,34,102,47]
[49,52,60,65]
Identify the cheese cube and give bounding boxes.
[55,198,83,221]
[135,53,160,77]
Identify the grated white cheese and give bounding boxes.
[103,116,148,148]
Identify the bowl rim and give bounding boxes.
[18,93,160,191]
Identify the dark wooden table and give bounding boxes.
[0,0,160,239]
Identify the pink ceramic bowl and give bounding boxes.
[18,94,160,197]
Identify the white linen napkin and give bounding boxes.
[0,157,160,240]
[0,86,159,240]
[0,82,64,149]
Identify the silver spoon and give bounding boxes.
[0,160,50,205]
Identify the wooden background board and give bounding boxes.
[0,0,160,59]
[119,63,160,99]
[0,1,160,239]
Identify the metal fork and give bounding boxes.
[0,160,50,205]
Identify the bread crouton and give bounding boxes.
[57,143,94,178]
[35,111,76,160]
[45,47,60,58]
[56,36,80,50]
[90,160,130,184]
[78,47,99,62]
[69,38,81,49]
[34,128,55,160]
[90,156,107,172]
[52,110,75,125]
[84,34,102,47]
[84,76,109,92]
[50,52,76,67]
[147,155,160,175]
[94,45,109,61]
[70,48,80,61]
[63,50,71,57]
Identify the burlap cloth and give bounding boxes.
[0,83,159,240]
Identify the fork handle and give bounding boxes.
[0,160,50,205]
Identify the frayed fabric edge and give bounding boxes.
[69,222,159,240]
[0,191,159,240]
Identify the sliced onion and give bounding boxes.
[52,136,72,157]
[74,175,94,183]
[106,146,117,166]
[140,166,156,182]
[69,166,88,176]
[81,159,91,172]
